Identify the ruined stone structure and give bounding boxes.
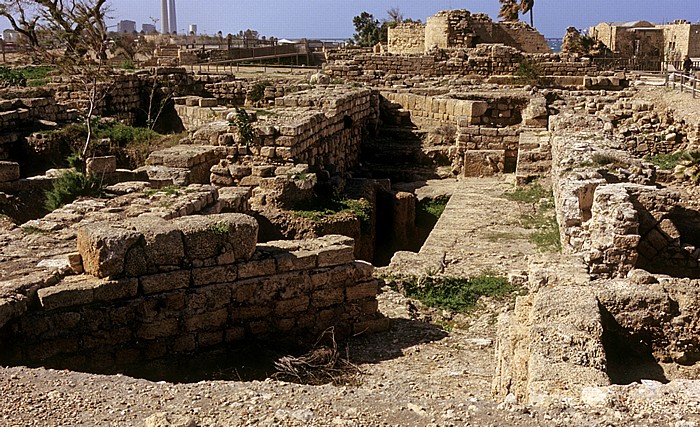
[0,186,386,371]
[388,10,550,55]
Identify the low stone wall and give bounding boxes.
[0,213,385,370]
[172,87,379,175]
[326,46,602,83]
[550,113,700,279]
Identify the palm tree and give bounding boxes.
[520,0,534,27]
[498,0,520,22]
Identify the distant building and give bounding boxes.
[117,20,137,34]
[590,19,700,60]
[661,20,700,61]
[188,24,197,35]
[2,29,19,43]
[142,23,157,34]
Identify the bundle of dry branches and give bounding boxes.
[273,327,362,386]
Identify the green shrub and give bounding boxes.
[209,221,230,235]
[292,195,372,231]
[395,273,517,313]
[0,66,26,87]
[248,80,272,103]
[119,59,136,70]
[646,151,684,170]
[515,59,542,85]
[44,170,104,211]
[229,108,256,145]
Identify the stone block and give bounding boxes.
[173,213,258,262]
[0,161,20,183]
[137,318,179,340]
[37,276,95,310]
[275,296,310,315]
[192,265,229,286]
[346,280,378,301]
[231,305,272,320]
[237,258,276,279]
[317,245,355,267]
[312,288,345,308]
[77,223,142,279]
[93,278,139,302]
[86,156,117,176]
[199,98,218,107]
[185,308,228,332]
[126,216,185,268]
[140,270,190,294]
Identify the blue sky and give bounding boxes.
[5,0,700,39]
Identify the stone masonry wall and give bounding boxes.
[388,23,426,55]
[0,213,386,370]
[173,87,378,175]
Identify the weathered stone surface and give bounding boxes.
[77,224,142,278]
[173,213,258,262]
[85,156,117,176]
[38,276,95,310]
[494,286,610,405]
[140,270,190,294]
[0,161,20,182]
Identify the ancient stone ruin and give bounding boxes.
[0,7,699,425]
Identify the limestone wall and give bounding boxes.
[662,22,700,60]
[550,112,700,279]
[388,23,426,55]
[326,47,600,83]
[173,87,378,175]
[0,213,385,369]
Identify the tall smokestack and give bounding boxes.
[168,0,177,34]
[160,0,169,34]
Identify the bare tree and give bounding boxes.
[0,0,112,159]
[387,7,403,23]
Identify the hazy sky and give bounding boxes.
[5,0,700,39]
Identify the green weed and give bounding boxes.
[416,196,449,228]
[292,195,372,230]
[44,170,104,211]
[209,222,230,235]
[392,273,518,313]
[645,151,684,170]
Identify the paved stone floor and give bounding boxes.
[388,175,540,278]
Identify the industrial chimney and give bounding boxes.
[160,0,177,34]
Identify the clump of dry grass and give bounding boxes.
[273,327,362,386]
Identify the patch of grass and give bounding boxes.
[484,231,526,242]
[392,273,518,313]
[19,66,54,81]
[253,108,279,117]
[292,195,372,231]
[416,196,449,228]
[21,226,48,234]
[590,152,627,169]
[209,221,230,235]
[44,170,104,211]
[645,151,684,170]
[502,182,549,204]
[504,182,561,252]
